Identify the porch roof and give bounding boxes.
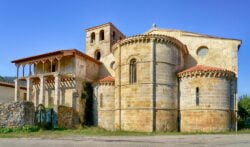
[11,49,101,65]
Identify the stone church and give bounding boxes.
[12,22,241,132]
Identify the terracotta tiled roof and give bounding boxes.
[98,76,115,83]
[11,49,101,64]
[177,65,234,76]
[0,81,26,90]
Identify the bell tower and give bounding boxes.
[85,22,126,60]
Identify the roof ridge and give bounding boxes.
[11,49,101,64]
[146,28,242,42]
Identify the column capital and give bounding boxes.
[53,73,60,77]
[39,75,46,79]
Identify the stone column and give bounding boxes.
[42,61,45,73]
[34,64,37,75]
[22,65,25,77]
[14,79,20,102]
[50,59,53,72]
[60,88,63,105]
[16,65,20,78]
[34,88,38,107]
[54,74,60,108]
[26,77,32,101]
[39,76,46,105]
[58,59,61,74]
[29,64,32,76]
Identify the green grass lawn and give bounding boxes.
[0,126,250,138]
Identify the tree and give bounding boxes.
[238,95,250,116]
[238,95,250,129]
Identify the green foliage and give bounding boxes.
[82,82,94,126]
[0,126,39,134]
[81,93,87,99]
[239,95,250,115]
[238,95,250,129]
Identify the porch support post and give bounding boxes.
[58,58,61,74]
[34,63,37,75]
[16,65,20,78]
[26,77,32,101]
[39,76,45,104]
[22,65,25,77]
[54,74,60,111]
[50,59,53,72]
[14,79,20,102]
[42,61,45,73]
[54,74,60,105]
[29,64,32,76]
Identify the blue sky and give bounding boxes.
[0,0,249,95]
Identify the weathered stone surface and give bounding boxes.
[0,101,34,128]
[58,105,80,129]
[181,110,232,132]
[93,82,115,131]
[179,76,236,132]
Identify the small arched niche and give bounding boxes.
[90,32,95,43]
[99,30,105,41]
[95,50,101,60]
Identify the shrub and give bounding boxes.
[0,125,40,134]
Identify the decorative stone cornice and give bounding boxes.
[177,65,236,79]
[112,34,188,55]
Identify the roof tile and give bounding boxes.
[178,65,233,75]
[98,76,115,83]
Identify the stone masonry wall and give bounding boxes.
[179,77,233,132]
[93,83,115,131]
[147,29,241,76]
[114,42,153,132]
[113,37,185,132]
[155,43,183,132]
[0,101,34,128]
[0,85,26,103]
[58,105,80,129]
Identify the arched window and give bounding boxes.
[99,30,105,40]
[112,31,116,40]
[196,87,200,106]
[129,59,137,84]
[95,50,101,60]
[197,46,208,57]
[90,32,95,43]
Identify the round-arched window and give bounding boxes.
[95,50,101,60]
[197,47,208,57]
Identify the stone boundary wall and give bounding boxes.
[0,101,35,128]
[58,105,80,129]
